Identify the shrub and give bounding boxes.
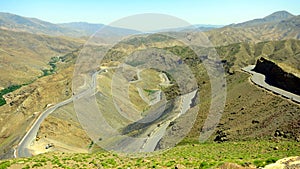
[40,158,47,163]
[0,161,11,169]
[101,162,108,167]
[0,84,23,106]
[22,164,30,169]
[32,163,43,168]
[253,160,265,167]
[106,158,116,166]
[0,98,6,106]
[199,162,209,168]
[165,160,175,167]
[265,157,279,165]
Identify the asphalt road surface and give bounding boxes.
[16,67,198,157]
[16,98,73,157]
[139,89,198,152]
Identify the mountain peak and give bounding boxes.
[232,10,295,28]
[264,10,294,22]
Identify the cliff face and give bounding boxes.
[253,57,300,95]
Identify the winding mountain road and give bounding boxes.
[139,89,198,152]
[242,65,300,104]
[16,70,105,158]
[16,66,198,157]
[16,98,73,157]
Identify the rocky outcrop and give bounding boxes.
[253,57,300,95]
[214,130,228,143]
[217,163,256,169]
[218,156,300,169]
[264,156,300,169]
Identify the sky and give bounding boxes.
[0,0,300,25]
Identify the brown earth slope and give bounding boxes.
[0,28,83,88]
[206,14,300,46]
[0,51,90,159]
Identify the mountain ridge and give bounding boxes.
[58,22,105,36]
[0,12,140,37]
[1,11,299,41]
[231,10,295,27]
[0,12,79,36]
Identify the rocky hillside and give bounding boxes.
[207,12,300,46]
[232,11,294,27]
[0,52,79,159]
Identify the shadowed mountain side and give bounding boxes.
[253,57,300,95]
[215,39,300,74]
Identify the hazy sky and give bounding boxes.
[1,0,299,25]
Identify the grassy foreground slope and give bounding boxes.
[0,140,299,168]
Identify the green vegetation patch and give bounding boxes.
[0,161,11,169]
[40,56,60,77]
[0,54,66,106]
[2,140,299,168]
[0,84,22,106]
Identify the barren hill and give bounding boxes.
[0,28,83,88]
[207,12,300,45]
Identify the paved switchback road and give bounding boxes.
[16,70,105,158]
[17,98,73,157]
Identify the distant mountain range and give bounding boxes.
[0,12,223,37]
[0,11,299,41]
[231,10,295,27]
[207,11,300,45]
[0,12,77,36]
[0,10,298,86]
[58,22,105,36]
[0,12,139,37]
